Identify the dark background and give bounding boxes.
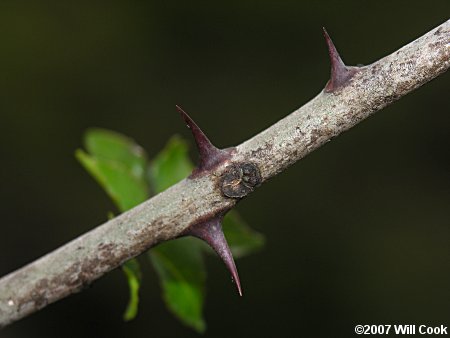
[1,1,449,337]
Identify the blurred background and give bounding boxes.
[0,1,449,337]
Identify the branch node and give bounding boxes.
[221,162,261,198]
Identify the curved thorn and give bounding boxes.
[176,105,218,165]
[183,215,242,296]
[323,27,347,74]
[322,27,357,92]
[176,105,233,177]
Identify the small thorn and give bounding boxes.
[176,105,233,177]
[323,27,346,75]
[176,105,218,165]
[322,27,358,92]
[183,215,242,296]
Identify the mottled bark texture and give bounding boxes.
[0,19,449,329]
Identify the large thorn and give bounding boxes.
[176,105,234,177]
[183,215,242,296]
[322,27,359,92]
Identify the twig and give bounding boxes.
[0,19,448,329]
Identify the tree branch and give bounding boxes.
[1,19,449,329]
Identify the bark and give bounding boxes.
[0,19,449,329]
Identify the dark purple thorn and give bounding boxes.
[322,27,359,93]
[183,215,242,296]
[176,105,234,177]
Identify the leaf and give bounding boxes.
[148,135,194,194]
[149,238,206,333]
[75,150,148,212]
[76,129,149,321]
[77,128,149,211]
[222,210,265,259]
[85,128,147,180]
[122,258,142,321]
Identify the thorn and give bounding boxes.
[176,105,218,166]
[322,27,358,92]
[183,215,242,296]
[176,105,234,177]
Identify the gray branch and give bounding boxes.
[1,19,449,329]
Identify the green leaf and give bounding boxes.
[148,135,194,194]
[122,258,142,321]
[149,238,206,333]
[85,128,147,180]
[223,211,265,259]
[76,129,149,322]
[75,150,148,212]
